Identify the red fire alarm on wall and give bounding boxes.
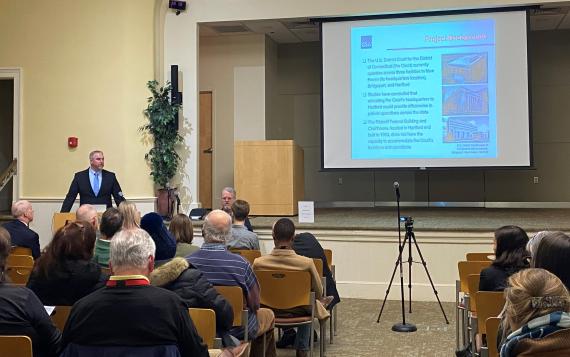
[68,137,78,148]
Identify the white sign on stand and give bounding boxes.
[298,201,315,223]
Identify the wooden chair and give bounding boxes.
[230,249,261,265]
[456,260,491,350]
[485,317,501,357]
[214,285,249,341]
[476,292,505,357]
[255,270,322,357]
[0,335,33,357]
[100,267,111,275]
[50,305,72,331]
[466,252,494,261]
[323,248,338,338]
[312,258,332,347]
[52,212,76,234]
[323,249,333,270]
[10,246,32,256]
[466,273,481,353]
[6,254,34,286]
[188,308,217,349]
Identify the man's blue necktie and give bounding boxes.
[93,172,100,196]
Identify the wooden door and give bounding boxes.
[199,91,213,209]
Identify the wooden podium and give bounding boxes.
[235,140,304,216]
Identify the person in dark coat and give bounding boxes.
[293,232,340,309]
[0,226,62,357]
[60,150,125,212]
[140,212,176,262]
[27,221,107,306]
[2,200,41,258]
[150,256,235,346]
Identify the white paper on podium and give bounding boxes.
[298,201,315,223]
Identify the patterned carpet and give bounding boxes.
[276,298,456,356]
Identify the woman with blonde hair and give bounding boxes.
[118,200,140,229]
[500,268,570,356]
[169,213,200,257]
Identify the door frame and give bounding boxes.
[0,68,21,200]
[199,90,214,209]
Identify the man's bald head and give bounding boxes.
[11,200,34,224]
[202,209,232,244]
[76,204,99,230]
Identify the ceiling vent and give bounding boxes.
[211,25,251,34]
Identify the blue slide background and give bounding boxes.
[351,19,496,160]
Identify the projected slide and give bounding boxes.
[351,19,496,160]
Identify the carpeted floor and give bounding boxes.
[276,298,456,356]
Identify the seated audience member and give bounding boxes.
[0,227,62,357]
[169,213,200,257]
[479,225,529,292]
[221,187,253,232]
[526,231,549,261]
[188,210,276,357]
[227,200,259,250]
[27,221,107,306]
[92,207,123,268]
[500,268,570,357]
[75,204,99,233]
[2,200,40,258]
[118,200,140,229]
[293,232,340,309]
[253,219,332,357]
[532,231,570,290]
[140,212,176,263]
[60,228,209,357]
[150,254,235,346]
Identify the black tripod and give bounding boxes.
[376,184,449,331]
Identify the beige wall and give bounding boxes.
[0,0,156,200]
[166,0,562,206]
[265,31,570,204]
[199,34,265,204]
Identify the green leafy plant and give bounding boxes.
[141,80,182,189]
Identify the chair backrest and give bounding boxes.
[230,249,261,265]
[476,292,505,336]
[100,267,111,275]
[485,317,501,357]
[10,246,32,256]
[0,335,33,357]
[214,285,244,327]
[50,305,72,331]
[466,252,495,261]
[458,260,492,293]
[188,308,216,349]
[323,249,333,269]
[52,212,76,234]
[255,270,312,310]
[467,274,481,313]
[312,258,324,278]
[6,254,34,285]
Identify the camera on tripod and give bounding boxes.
[399,216,414,225]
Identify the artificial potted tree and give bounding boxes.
[141,80,182,219]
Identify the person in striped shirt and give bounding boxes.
[188,210,276,357]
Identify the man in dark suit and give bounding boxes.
[2,200,41,258]
[60,150,125,212]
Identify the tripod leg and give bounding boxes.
[376,235,408,323]
[410,232,450,324]
[407,230,413,313]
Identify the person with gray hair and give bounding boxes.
[220,187,253,232]
[61,228,209,356]
[2,200,40,258]
[61,150,125,212]
[189,210,277,357]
